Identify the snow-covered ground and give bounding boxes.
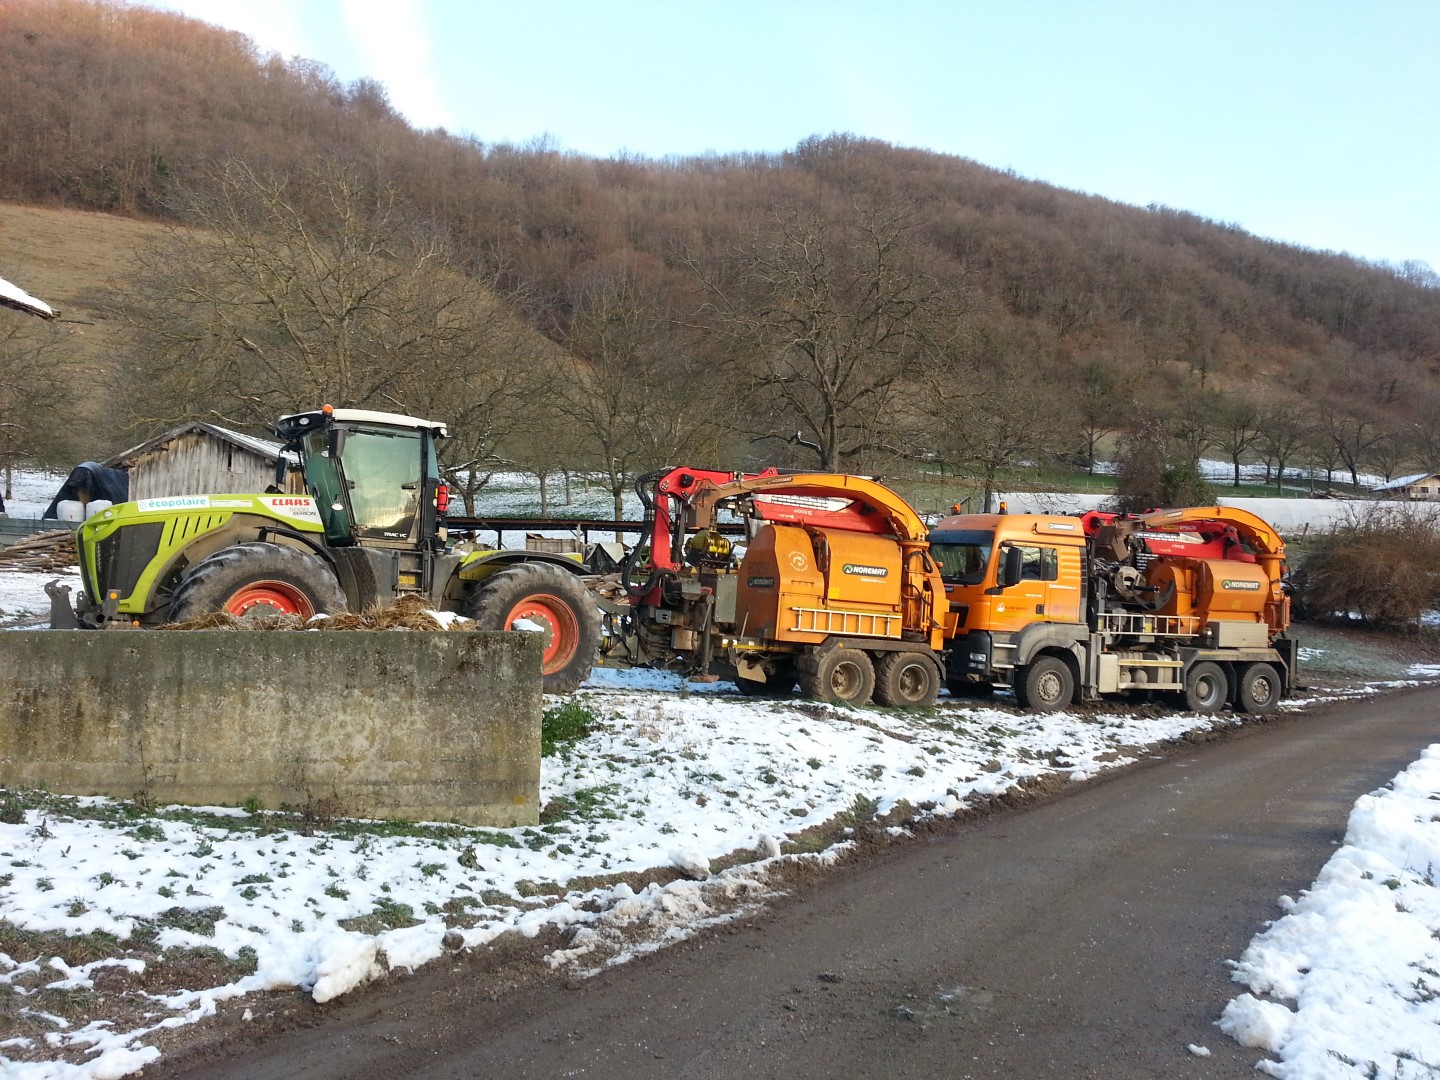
[1,565,1438,1077]
[4,467,1440,1077]
[1,469,67,520]
[1221,743,1440,1079]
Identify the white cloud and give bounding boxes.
[338,0,454,130]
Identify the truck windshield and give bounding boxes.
[929,529,995,585]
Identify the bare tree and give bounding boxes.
[113,157,521,435]
[688,197,946,471]
[1319,407,1385,489]
[1254,403,1310,491]
[552,266,731,520]
[1069,355,1125,474]
[1213,393,1264,487]
[923,322,1071,512]
[0,320,76,488]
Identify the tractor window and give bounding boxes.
[929,529,994,586]
[301,430,353,544]
[337,427,424,542]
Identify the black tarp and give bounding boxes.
[42,462,129,520]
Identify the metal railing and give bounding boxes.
[1097,611,1202,638]
[789,606,899,638]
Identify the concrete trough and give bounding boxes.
[0,629,543,826]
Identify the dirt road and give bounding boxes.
[162,688,1440,1079]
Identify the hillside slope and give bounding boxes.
[1,0,1438,482]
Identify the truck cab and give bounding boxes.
[931,514,1089,635]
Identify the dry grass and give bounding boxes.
[0,201,172,374]
[162,593,473,632]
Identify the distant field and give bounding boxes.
[0,201,170,371]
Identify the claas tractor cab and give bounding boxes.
[47,405,601,693]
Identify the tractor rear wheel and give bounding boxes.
[465,562,600,694]
[874,652,941,709]
[168,542,346,623]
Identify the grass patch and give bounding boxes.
[340,899,418,935]
[0,788,523,847]
[540,784,625,824]
[542,699,602,756]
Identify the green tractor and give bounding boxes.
[47,406,601,693]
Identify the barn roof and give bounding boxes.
[0,274,57,319]
[1372,472,1438,492]
[107,422,293,467]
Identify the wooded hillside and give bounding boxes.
[2,0,1438,507]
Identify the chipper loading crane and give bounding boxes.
[47,406,602,693]
[931,505,1297,713]
[611,467,950,707]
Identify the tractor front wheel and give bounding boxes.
[168,542,346,623]
[465,563,601,694]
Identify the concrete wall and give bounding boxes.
[0,630,543,827]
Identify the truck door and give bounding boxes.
[999,543,1072,624]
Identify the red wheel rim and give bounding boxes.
[505,594,579,673]
[224,580,314,618]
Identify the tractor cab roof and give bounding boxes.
[275,407,448,442]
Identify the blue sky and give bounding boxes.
[150,0,1440,270]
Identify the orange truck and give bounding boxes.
[930,506,1296,713]
[615,467,949,707]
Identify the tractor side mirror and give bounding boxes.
[999,546,1024,589]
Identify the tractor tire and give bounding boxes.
[1182,661,1228,714]
[1237,662,1281,715]
[874,652,941,709]
[799,648,875,706]
[465,562,600,695]
[1015,655,1073,713]
[168,542,347,623]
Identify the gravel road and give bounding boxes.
[161,687,1440,1079]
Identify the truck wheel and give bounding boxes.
[168,542,346,622]
[465,562,600,695]
[874,652,941,709]
[1015,655,1073,712]
[1237,663,1281,715]
[1183,661,1227,714]
[800,648,875,706]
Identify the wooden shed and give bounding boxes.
[107,422,303,501]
